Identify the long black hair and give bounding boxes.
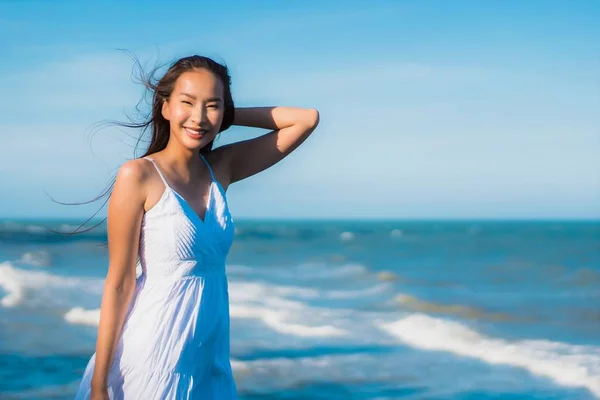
[51,53,235,238]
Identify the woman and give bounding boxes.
[74,55,319,399]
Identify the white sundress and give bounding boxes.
[74,154,237,399]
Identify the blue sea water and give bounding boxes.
[0,219,599,399]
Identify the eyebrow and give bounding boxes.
[180,93,222,102]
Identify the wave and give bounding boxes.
[0,262,103,308]
[229,353,402,390]
[229,262,370,283]
[65,279,390,338]
[395,293,514,322]
[325,283,390,299]
[18,250,52,267]
[65,280,351,338]
[390,229,403,238]
[5,259,599,397]
[1,220,407,245]
[276,263,369,280]
[0,262,24,307]
[229,281,350,338]
[0,221,107,244]
[64,307,100,326]
[339,231,354,241]
[228,349,589,397]
[380,313,600,398]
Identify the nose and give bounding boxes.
[190,105,208,125]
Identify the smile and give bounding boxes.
[185,127,206,139]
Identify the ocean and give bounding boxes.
[0,219,598,399]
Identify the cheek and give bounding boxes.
[210,110,225,125]
[172,107,189,121]
[165,102,188,121]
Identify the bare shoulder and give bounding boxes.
[117,158,151,183]
[105,158,150,286]
[110,159,151,209]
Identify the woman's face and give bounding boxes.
[162,68,225,151]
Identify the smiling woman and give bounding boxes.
[71,55,319,400]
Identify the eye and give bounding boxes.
[182,101,192,105]
[208,104,220,109]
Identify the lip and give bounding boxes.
[184,127,204,139]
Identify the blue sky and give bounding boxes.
[1,0,599,219]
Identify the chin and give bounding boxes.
[185,137,215,151]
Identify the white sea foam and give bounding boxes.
[41,261,598,397]
[12,258,596,397]
[228,279,320,300]
[0,262,24,307]
[231,304,347,337]
[63,279,349,338]
[339,231,354,241]
[390,229,403,238]
[0,262,103,308]
[65,306,100,326]
[19,250,51,267]
[0,221,45,233]
[229,281,349,338]
[379,313,600,397]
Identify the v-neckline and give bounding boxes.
[170,183,213,224]
[145,156,215,224]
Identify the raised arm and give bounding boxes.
[91,160,147,395]
[221,106,319,184]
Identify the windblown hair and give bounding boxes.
[51,53,235,239]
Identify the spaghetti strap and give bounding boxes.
[144,157,170,189]
[74,152,238,398]
[200,154,215,181]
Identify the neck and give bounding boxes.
[160,137,204,179]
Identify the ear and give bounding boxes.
[161,99,171,121]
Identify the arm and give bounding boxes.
[222,106,320,184]
[90,160,146,392]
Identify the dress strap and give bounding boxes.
[199,154,215,181]
[143,157,170,188]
